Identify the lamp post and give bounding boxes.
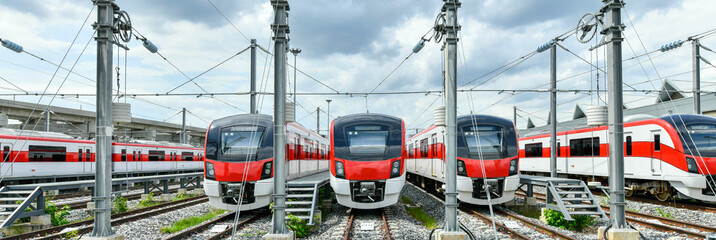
[290,48,301,104]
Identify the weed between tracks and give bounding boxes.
[160,208,227,233]
[400,196,438,229]
[541,209,594,232]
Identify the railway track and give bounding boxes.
[517,192,712,239]
[55,186,197,210]
[163,211,265,240]
[343,208,391,240]
[0,196,207,240]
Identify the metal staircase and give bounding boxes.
[545,180,607,220]
[519,175,607,221]
[0,186,45,227]
[284,182,321,225]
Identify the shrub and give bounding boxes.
[655,208,673,219]
[285,214,315,238]
[45,200,71,226]
[542,209,594,232]
[113,196,128,213]
[137,192,160,208]
[172,193,197,201]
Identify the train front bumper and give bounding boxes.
[330,174,405,209]
[456,175,519,205]
[204,178,273,211]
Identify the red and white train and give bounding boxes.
[203,114,329,211]
[519,114,716,202]
[406,115,520,205]
[0,128,204,184]
[329,113,406,209]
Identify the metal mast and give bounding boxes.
[443,0,460,233]
[181,108,186,144]
[251,39,257,114]
[316,107,320,134]
[693,39,701,114]
[92,0,115,236]
[513,106,517,129]
[290,48,301,104]
[271,0,289,235]
[604,0,627,229]
[45,110,50,132]
[326,99,331,135]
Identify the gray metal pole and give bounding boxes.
[271,0,289,234]
[181,108,186,144]
[548,43,557,204]
[326,99,331,135]
[92,0,114,236]
[513,106,517,129]
[316,107,320,134]
[605,0,627,229]
[45,110,50,132]
[693,39,701,114]
[443,0,460,233]
[290,48,301,104]
[250,39,257,114]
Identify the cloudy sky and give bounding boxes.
[1,0,715,135]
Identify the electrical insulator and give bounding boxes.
[659,40,684,52]
[143,39,158,53]
[1,39,23,53]
[412,39,426,53]
[537,39,554,53]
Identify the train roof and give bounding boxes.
[520,114,716,138]
[409,115,513,141]
[333,113,402,125]
[210,114,273,128]
[0,128,75,139]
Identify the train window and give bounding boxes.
[420,139,428,158]
[654,134,661,151]
[462,125,502,155]
[431,134,438,157]
[86,149,91,161]
[2,146,9,162]
[133,151,136,161]
[569,137,600,156]
[28,145,66,162]
[121,149,127,161]
[137,151,141,161]
[626,136,633,156]
[220,126,264,157]
[408,143,413,158]
[182,152,193,161]
[524,143,543,158]
[346,125,390,154]
[78,149,83,162]
[149,150,165,161]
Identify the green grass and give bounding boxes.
[160,209,227,233]
[401,196,415,205]
[406,206,438,229]
[172,193,197,201]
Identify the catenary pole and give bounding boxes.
[181,108,186,144]
[605,0,627,229]
[693,39,701,114]
[271,0,289,234]
[251,39,257,114]
[548,42,557,203]
[443,0,461,233]
[92,0,115,236]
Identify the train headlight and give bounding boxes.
[260,161,273,179]
[205,162,215,180]
[686,157,699,174]
[509,158,518,176]
[457,160,467,177]
[335,161,345,179]
[390,160,402,178]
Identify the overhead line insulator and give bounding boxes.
[537,39,555,53]
[1,39,23,53]
[659,40,684,52]
[142,39,158,53]
[412,39,426,53]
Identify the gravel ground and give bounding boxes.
[528,185,709,239]
[180,210,264,240]
[112,201,214,240]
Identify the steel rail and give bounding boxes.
[0,196,206,240]
[343,210,355,240]
[494,208,578,240]
[203,213,264,240]
[459,207,532,240]
[381,209,392,240]
[163,211,236,240]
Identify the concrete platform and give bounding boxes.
[288,171,330,186]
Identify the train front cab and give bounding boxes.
[661,115,716,202]
[330,114,406,209]
[456,115,520,205]
[203,115,275,211]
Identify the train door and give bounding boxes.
[83,147,93,173]
[1,143,12,176]
[651,132,662,175]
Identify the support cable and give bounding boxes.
[206,0,251,43]
[164,46,250,94]
[0,75,28,94]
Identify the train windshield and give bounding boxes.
[683,124,716,157]
[346,125,389,154]
[220,126,264,158]
[463,125,503,155]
